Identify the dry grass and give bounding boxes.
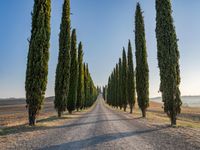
[0,98,97,136]
[104,100,200,129]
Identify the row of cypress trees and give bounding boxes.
[104,1,182,126]
[106,45,134,113]
[25,0,97,126]
[105,3,149,118]
[54,0,98,117]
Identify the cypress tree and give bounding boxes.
[113,71,115,107]
[83,63,88,108]
[104,85,107,101]
[155,0,182,126]
[81,63,85,109]
[67,29,78,114]
[25,0,51,126]
[89,77,93,106]
[107,77,111,105]
[54,0,71,117]
[115,64,119,108]
[103,86,107,101]
[102,86,105,100]
[86,65,93,107]
[110,71,114,106]
[118,58,123,110]
[135,3,149,117]
[127,40,136,114]
[122,48,128,111]
[76,42,84,111]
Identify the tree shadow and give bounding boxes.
[39,127,167,150]
[0,115,70,136]
[37,116,69,123]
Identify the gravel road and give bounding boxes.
[2,95,200,150]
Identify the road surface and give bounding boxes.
[2,95,199,150]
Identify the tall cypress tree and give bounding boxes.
[115,64,119,108]
[135,3,149,117]
[122,48,128,111]
[110,71,114,106]
[81,62,85,109]
[113,68,117,107]
[76,42,84,111]
[86,64,91,107]
[118,58,123,110]
[54,0,71,117]
[25,0,51,126]
[156,0,181,126]
[107,77,110,104]
[127,40,136,114]
[102,86,104,99]
[89,76,93,106]
[83,63,88,108]
[103,86,106,100]
[67,29,78,114]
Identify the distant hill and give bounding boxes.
[0,97,54,106]
[151,96,200,107]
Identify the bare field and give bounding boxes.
[0,97,55,127]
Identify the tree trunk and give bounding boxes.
[130,106,133,114]
[28,108,36,126]
[123,106,126,112]
[69,111,72,114]
[142,109,146,118]
[58,111,62,117]
[170,114,177,127]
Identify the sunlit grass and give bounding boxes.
[104,100,200,129]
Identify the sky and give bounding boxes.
[0,0,200,98]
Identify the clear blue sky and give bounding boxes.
[0,0,200,98]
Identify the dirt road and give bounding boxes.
[1,95,200,150]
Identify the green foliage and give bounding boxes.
[83,63,98,108]
[97,86,101,94]
[135,3,149,117]
[118,58,123,109]
[155,0,182,126]
[122,48,128,111]
[127,40,136,114]
[115,64,119,108]
[107,47,131,112]
[76,42,84,111]
[112,68,117,107]
[102,86,107,100]
[107,58,123,109]
[67,29,78,114]
[25,0,51,126]
[83,63,88,108]
[54,0,71,117]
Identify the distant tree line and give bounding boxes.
[103,1,181,126]
[25,0,97,126]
